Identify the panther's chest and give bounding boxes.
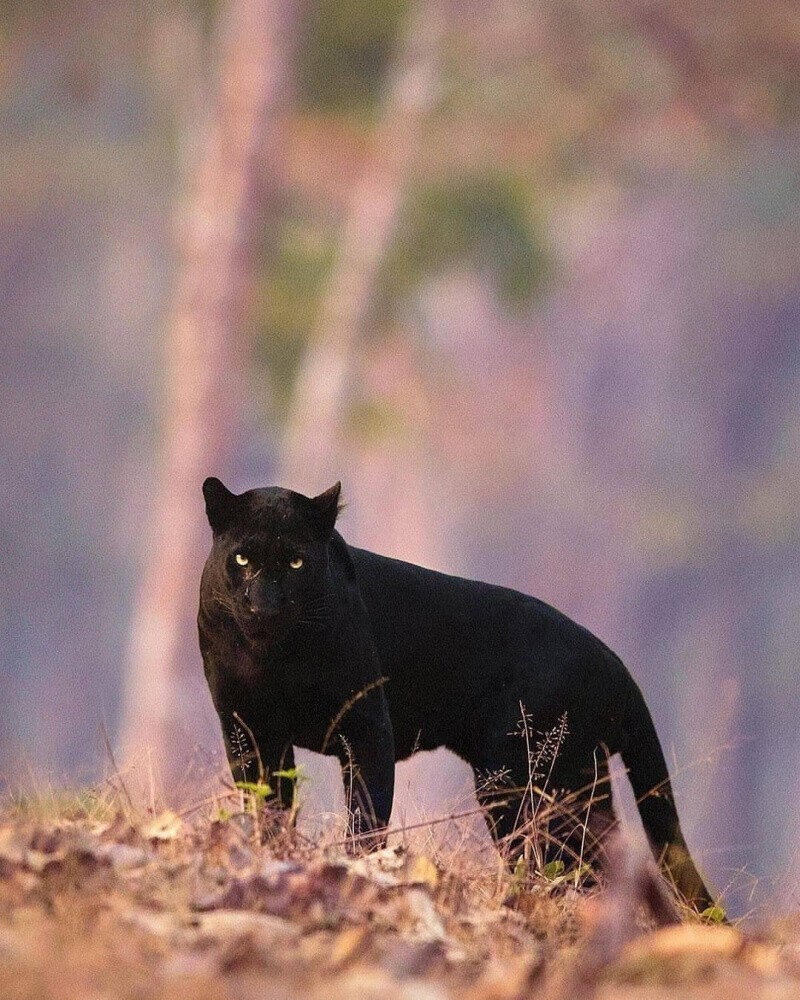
[202,631,267,694]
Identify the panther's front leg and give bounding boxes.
[222,711,297,811]
[332,696,395,851]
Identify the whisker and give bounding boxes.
[212,589,237,616]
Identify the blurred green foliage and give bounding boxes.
[262,0,800,428]
[346,397,409,444]
[386,173,551,307]
[299,0,408,114]
[256,215,336,415]
[258,174,549,419]
[0,0,216,32]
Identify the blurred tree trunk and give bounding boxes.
[278,5,458,832]
[120,0,298,799]
[280,4,441,491]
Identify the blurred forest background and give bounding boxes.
[1,0,798,916]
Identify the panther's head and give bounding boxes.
[201,477,342,644]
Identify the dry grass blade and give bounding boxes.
[232,711,266,784]
[99,720,136,820]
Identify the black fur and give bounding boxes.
[198,478,714,909]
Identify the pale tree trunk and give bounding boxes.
[280,4,442,492]
[120,0,298,800]
[279,5,454,835]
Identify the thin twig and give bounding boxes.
[321,677,388,753]
[331,801,510,847]
[177,787,239,819]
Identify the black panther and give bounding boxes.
[198,477,714,910]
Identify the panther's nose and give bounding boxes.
[244,582,281,617]
[243,586,258,614]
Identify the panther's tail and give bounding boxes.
[620,677,716,912]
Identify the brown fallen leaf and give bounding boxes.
[404,887,448,942]
[318,967,448,1000]
[0,827,26,871]
[192,859,376,925]
[406,855,439,890]
[94,841,151,870]
[202,817,256,873]
[463,954,546,1000]
[378,937,447,979]
[192,909,298,945]
[142,811,183,841]
[328,925,372,969]
[615,923,783,982]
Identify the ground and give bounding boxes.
[0,785,797,1000]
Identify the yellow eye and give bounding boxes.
[234,553,249,566]
[289,557,304,570]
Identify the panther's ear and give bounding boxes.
[203,477,238,534]
[306,481,342,539]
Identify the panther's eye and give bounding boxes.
[234,553,249,567]
[289,556,304,570]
